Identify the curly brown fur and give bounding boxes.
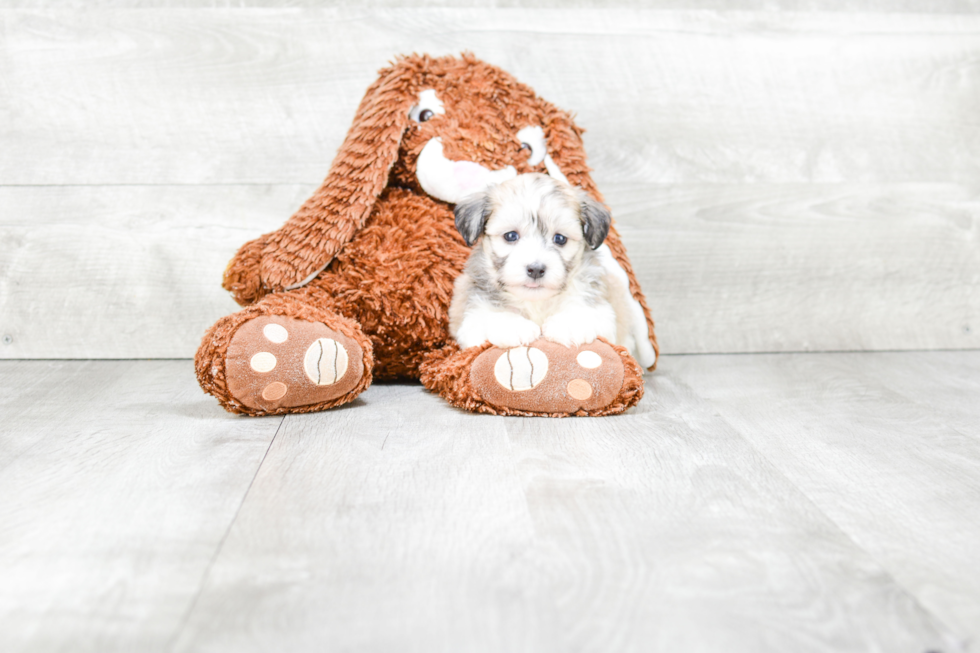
[199,53,657,416]
[286,187,469,380]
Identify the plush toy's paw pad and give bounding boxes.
[493,346,549,390]
[225,316,364,411]
[303,338,349,385]
[472,339,625,414]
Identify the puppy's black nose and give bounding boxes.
[526,263,546,280]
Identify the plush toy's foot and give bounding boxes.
[420,338,644,417]
[224,315,368,412]
[196,300,373,416]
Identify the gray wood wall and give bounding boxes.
[1,3,978,358]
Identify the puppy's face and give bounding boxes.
[455,174,611,302]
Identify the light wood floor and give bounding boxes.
[1,352,977,652]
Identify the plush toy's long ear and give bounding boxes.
[541,106,597,197]
[543,104,660,370]
[257,59,420,291]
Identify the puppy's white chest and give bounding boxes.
[514,298,562,326]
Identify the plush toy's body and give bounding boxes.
[196,53,658,417]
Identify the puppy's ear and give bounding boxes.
[578,190,611,250]
[454,191,492,247]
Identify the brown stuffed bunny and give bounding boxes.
[195,53,658,417]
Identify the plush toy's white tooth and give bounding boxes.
[303,338,349,385]
[494,346,549,391]
[543,154,569,185]
[595,244,657,369]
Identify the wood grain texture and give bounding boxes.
[0,360,283,653]
[173,384,548,653]
[5,1,980,10]
[672,350,980,640]
[2,354,978,651]
[171,369,960,653]
[0,184,310,359]
[0,360,107,468]
[2,182,977,358]
[608,182,980,354]
[2,9,979,186]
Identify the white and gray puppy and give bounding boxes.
[450,173,626,350]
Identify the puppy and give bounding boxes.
[450,173,632,352]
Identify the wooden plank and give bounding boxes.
[606,182,980,354]
[671,350,980,640]
[0,360,105,468]
[5,1,980,11]
[0,360,283,653]
[172,384,547,652]
[0,184,310,359]
[876,351,980,435]
[171,374,960,652]
[1,9,979,186]
[2,182,976,359]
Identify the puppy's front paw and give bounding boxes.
[455,320,489,349]
[542,316,598,347]
[485,313,541,349]
[455,312,541,349]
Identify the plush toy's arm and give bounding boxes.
[220,194,368,306]
[221,175,386,306]
[222,63,415,306]
[222,235,269,305]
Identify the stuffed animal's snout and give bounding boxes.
[397,88,570,205]
[416,138,517,205]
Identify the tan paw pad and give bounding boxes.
[493,346,549,391]
[263,323,289,343]
[304,338,349,386]
[262,382,287,401]
[250,352,277,373]
[566,379,593,400]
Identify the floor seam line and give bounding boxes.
[165,414,287,652]
[4,349,980,363]
[684,377,970,647]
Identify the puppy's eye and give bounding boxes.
[503,231,520,243]
[418,108,435,122]
[553,234,568,246]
